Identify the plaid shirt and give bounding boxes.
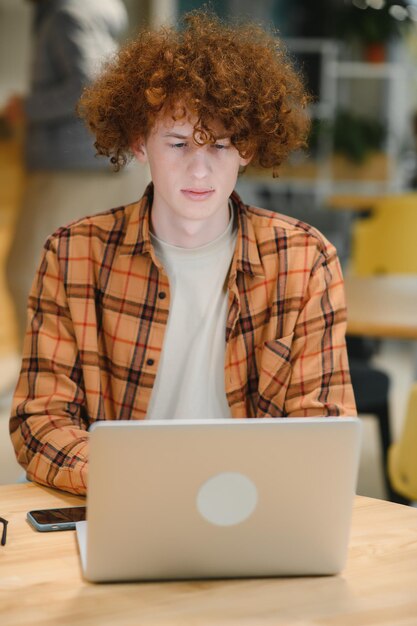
[10,184,356,495]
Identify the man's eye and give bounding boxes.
[213,144,228,150]
[170,142,187,149]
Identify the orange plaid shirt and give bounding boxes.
[10,184,356,494]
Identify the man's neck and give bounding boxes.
[150,205,231,249]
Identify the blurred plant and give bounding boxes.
[332,109,386,162]
[338,0,414,44]
[307,118,328,158]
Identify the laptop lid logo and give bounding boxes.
[196,472,258,527]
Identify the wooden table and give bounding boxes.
[345,274,417,340]
[1,483,417,625]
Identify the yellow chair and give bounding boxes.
[351,194,417,276]
[347,194,417,499]
[388,383,417,501]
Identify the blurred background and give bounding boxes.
[1,0,417,503]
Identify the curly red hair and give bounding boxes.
[78,9,310,175]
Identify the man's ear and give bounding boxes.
[239,154,253,168]
[132,140,148,164]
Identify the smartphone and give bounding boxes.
[27,506,86,532]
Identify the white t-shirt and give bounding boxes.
[146,211,237,420]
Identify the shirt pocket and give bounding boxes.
[256,333,294,409]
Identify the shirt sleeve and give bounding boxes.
[9,238,89,495]
[285,245,357,417]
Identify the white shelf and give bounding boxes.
[266,40,409,198]
[327,61,399,79]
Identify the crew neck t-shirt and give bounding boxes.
[147,211,237,420]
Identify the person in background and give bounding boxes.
[10,9,356,495]
[4,0,149,344]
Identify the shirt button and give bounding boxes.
[146,358,155,366]
[158,291,166,299]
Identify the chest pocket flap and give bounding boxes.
[257,333,294,414]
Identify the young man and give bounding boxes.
[10,11,356,495]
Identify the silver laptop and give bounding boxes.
[76,417,361,582]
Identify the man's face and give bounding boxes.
[134,111,251,245]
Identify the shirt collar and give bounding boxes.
[121,183,264,277]
[121,183,154,256]
[230,190,264,278]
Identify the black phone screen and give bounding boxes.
[29,506,87,525]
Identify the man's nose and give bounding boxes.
[188,146,211,178]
